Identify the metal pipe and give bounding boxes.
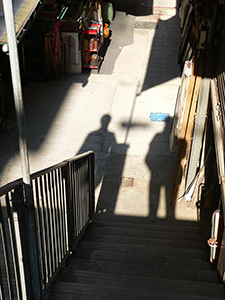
[2,0,41,299]
[2,0,30,185]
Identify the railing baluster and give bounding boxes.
[0,151,95,299]
[45,173,55,276]
[50,170,59,269]
[55,168,62,264]
[32,178,44,289]
[0,195,14,299]
[62,166,69,252]
[59,167,67,256]
[41,174,52,284]
[6,192,22,299]
[37,176,48,287]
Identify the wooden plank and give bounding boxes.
[169,58,198,206]
[178,5,193,64]
[210,79,225,279]
[170,61,192,152]
[170,58,204,206]
[217,179,225,280]
[178,58,204,202]
[211,79,225,182]
[185,78,210,190]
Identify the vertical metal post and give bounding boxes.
[89,152,95,219]
[13,183,34,300]
[2,0,41,299]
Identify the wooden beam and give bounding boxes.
[170,59,197,206]
[185,78,210,189]
[211,79,225,212]
[170,58,204,206]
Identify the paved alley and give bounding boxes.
[2,1,225,299]
[0,0,197,222]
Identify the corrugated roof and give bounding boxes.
[0,0,42,44]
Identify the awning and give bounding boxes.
[0,0,45,45]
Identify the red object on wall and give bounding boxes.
[51,20,60,66]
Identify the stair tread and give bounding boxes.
[46,274,224,299]
[91,220,201,234]
[44,282,224,300]
[43,218,225,299]
[60,258,218,283]
[82,234,206,249]
[78,237,207,252]
[87,224,204,241]
[74,248,212,270]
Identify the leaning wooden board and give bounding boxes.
[170,57,204,206]
[169,58,198,206]
[185,78,210,190]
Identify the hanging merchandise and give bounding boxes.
[103,23,110,40]
[81,1,104,71]
[90,54,98,67]
[83,52,91,66]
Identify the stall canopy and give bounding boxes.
[0,0,46,45]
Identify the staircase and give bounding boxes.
[44,218,225,300]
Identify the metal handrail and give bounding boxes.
[0,151,95,299]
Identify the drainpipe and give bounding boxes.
[2,0,41,299]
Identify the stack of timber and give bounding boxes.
[178,0,214,70]
[170,0,219,208]
[178,2,198,69]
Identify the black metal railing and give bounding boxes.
[0,151,95,300]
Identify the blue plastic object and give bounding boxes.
[150,113,170,122]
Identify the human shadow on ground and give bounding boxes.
[77,114,128,220]
[145,119,175,220]
[77,114,116,189]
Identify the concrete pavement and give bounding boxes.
[0,1,198,223]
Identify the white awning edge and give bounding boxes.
[0,0,46,44]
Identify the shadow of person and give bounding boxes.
[76,114,116,189]
[77,114,128,221]
[145,119,175,221]
[95,141,129,221]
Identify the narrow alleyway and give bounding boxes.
[1,0,224,298]
[0,0,194,221]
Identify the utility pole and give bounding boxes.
[2,0,41,299]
